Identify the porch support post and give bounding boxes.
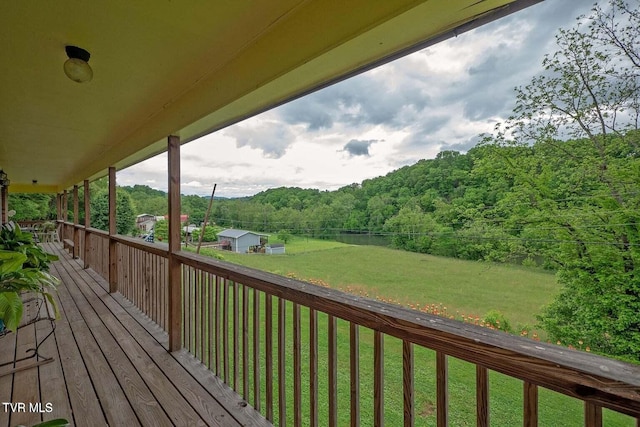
[73,185,79,258]
[0,185,7,224]
[3,186,8,224]
[56,194,61,221]
[63,190,68,223]
[168,135,182,352]
[108,167,118,293]
[62,190,68,241]
[84,180,91,268]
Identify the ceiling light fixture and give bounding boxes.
[63,45,93,83]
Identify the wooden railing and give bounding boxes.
[62,223,640,426]
[114,235,169,331]
[83,227,110,279]
[175,251,640,426]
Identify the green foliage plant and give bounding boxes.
[276,230,292,243]
[483,309,512,333]
[90,189,136,235]
[191,226,218,242]
[0,226,58,270]
[154,219,168,241]
[0,250,59,332]
[0,227,60,333]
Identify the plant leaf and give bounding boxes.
[0,291,23,331]
[0,250,27,274]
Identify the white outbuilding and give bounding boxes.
[217,229,268,253]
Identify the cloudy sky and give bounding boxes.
[119,0,595,198]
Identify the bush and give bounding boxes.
[192,226,217,242]
[483,310,512,332]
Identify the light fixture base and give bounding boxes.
[64,45,93,83]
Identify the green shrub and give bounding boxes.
[483,309,512,332]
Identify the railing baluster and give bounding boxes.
[182,265,188,349]
[208,273,214,370]
[215,275,221,377]
[157,254,161,327]
[144,249,149,320]
[144,251,149,317]
[293,303,302,427]
[191,265,196,352]
[476,366,489,427]
[253,289,261,411]
[437,351,448,427]
[374,330,384,427]
[164,256,168,331]
[138,248,142,311]
[403,340,414,427]
[266,293,274,422]
[310,309,318,427]
[243,284,249,401]
[523,381,538,427]
[150,252,155,324]
[190,266,196,353]
[584,402,602,427]
[188,265,194,355]
[350,323,360,427]
[200,270,207,364]
[233,280,239,390]
[195,267,201,359]
[156,254,161,327]
[223,277,230,384]
[329,315,338,427]
[278,298,286,426]
[140,249,144,310]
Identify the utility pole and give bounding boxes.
[196,183,216,254]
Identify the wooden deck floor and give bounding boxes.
[0,243,271,427]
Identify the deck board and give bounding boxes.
[35,313,73,423]
[1,243,270,427]
[0,330,16,427]
[10,324,40,427]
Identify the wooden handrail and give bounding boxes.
[111,234,169,257]
[173,249,640,418]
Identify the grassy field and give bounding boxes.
[188,236,635,426]
[202,236,557,331]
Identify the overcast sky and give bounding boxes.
[119,0,595,198]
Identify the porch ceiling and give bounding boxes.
[0,0,541,193]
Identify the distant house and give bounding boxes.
[136,214,156,232]
[217,229,268,253]
[137,213,189,235]
[164,214,189,223]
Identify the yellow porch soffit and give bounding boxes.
[0,0,542,193]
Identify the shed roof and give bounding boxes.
[218,229,268,239]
